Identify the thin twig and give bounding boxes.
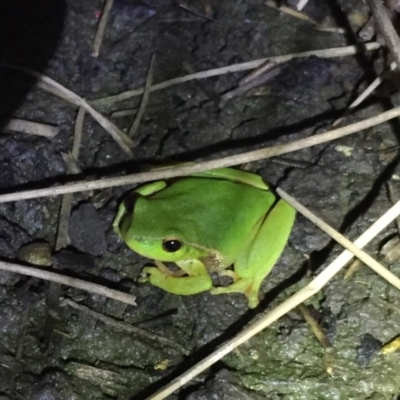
[145,190,400,400]
[55,109,84,250]
[72,107,85,159]
[46,108,87,349]
[0,63,134,155]
[182,61,219,102]
[343,259,363,280]
[332,62,397,127]
[129,54,155,137]
[221,65,282,102]
[265,1,345,33]
[0,260,136,305]
[55,154,74,250]
[277,189,400,290]
[296,0,310,11]
[238,61,277,86]
[4,118,59,138]
[177,2,214,22]
[91,43,380,106]
[92,0,115,57]
[365,0,400,70]
[62,299,189,354]
[298,304,332,349]
[388,181,400,234]
[0,105,399,203]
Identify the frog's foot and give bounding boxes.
[138,261,185,284]
[210,278,262,308]
[139,259,213,296]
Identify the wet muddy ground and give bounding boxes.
[1,0,400,399]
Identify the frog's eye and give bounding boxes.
[162,239,182,253]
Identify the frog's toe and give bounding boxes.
[139,265,213,295]
[138,266,156,283]
[211,279,261,308]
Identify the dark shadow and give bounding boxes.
[0,0,66,130]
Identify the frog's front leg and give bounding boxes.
[139,259,213,295]
[211,199,295,308]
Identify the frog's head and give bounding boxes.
[124,231,207,262]
[115,196,208,263]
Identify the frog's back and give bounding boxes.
[133,177,276,263]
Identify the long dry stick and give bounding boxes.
[91,43,380,106]
[63,299,189,354]
[365,0,400,70]
[5,118,59,138]
[129,54,155,137]
[0,63,133,155]
[92,0,115,57]
[332,62,397,127]
[0,260,136,305]
[47,108,87,347]
[296,0,310,11]
[0,105,400,204]
[277,189,400,290]
[265,0,344,33]
[146,191,400,400]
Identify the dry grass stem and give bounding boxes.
[365,0,400,70]
[91,43,380,106]
[182,61,219,102]
[332,62,397,127]
[177,3,214,21]
[5,118,59,138]
[129,54,155,137]
[146,189,400,400]
[0,63,133,155]
[265,1,345,33]
[0,260,136,305]
[221,64,283,102]
[55,156,74,250]
[48,107,87,348]
[55,109,85,250]
[343,259,363,279]
[0,105,399,204]
[92,0,115,57]
[238,61,277,86]
[298,304,332,349]
[297,0,310,11]
[277,189,400,290]
[72,107,85,158]
[388,181,400,234]
[111,108,138,118]
[349,62,397,109]
[62,299,189,354]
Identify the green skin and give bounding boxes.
[113,168,295,308]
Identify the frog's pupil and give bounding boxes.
[163,240,182,252]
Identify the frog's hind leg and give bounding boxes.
[211,199,295,308]
[139,259,213,296]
